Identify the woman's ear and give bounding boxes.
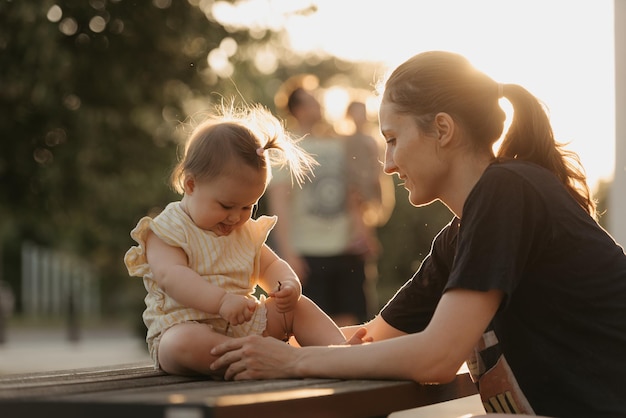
[183,175,196,194]
[434,112,455,147]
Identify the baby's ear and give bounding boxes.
[183,175,196,194]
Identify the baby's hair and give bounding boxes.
[170,102,317,194]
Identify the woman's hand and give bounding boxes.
[210,335,302,380]
[209,330,370,381]
[343,327,373,345]
[218,293,257,326]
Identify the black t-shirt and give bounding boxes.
[381,160,626,417]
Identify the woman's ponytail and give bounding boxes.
[498,84,595,217]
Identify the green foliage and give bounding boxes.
[0,0,450,318]
[375,178,453,305]
[0,1,252,314]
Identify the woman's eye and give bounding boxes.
[385,137,396,145]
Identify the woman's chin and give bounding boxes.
[408,193,436,208]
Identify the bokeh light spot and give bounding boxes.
[89,16,107,33]
[47,5,63,23]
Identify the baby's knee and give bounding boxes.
[157,323,227,375]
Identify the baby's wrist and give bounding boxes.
[218,291,233,309]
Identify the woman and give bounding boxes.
[210,51,626,417]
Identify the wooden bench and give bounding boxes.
[0,361,478,418]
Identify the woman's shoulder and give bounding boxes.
[487,159,547,175]
[480,160,565,198]
[485,160,557,183]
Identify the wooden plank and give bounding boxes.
[207,376,478,418]
[0,360,478,418]
[0,372,478,418]
[0,361,208,399]
[0,361,158,387]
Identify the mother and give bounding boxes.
[211,51,626,417]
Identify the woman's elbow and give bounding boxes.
[408,357,464,385]
[428,367,460,384]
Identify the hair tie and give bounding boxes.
[497,83,504,98]
[256,147,265,156]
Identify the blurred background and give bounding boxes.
[0,0,618,373]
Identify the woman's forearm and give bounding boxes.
[295,333,461,383]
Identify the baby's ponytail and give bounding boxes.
[245,105,318,187]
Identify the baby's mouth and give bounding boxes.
[217,223,234,235]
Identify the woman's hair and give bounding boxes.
[380,50,595,217]
[170,103,316,194]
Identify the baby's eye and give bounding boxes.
[220,203,233,210]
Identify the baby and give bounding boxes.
[124,104,349,377]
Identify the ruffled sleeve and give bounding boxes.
[248,215,277,246]
[245,215,277,281]
[124,202,191,278]
[124,216,154,278]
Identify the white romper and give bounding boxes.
[124,202,277,366]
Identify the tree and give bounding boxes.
[0,1,387,316]
[0,1,449,322]
[0,1,280,315]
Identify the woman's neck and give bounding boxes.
[441,153,494,218]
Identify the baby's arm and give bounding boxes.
[258,244,301,313]
[146,231,256,325]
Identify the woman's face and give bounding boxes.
[379,101,446,207]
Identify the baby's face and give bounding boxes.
[183,167,266,236]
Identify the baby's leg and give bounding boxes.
[265,295,345,347]
[157,322,231,377]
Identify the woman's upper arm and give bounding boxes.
[366,288,504,382]
[421,288,504,374]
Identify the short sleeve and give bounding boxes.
[380,218,458,333]
[245,215,277,279]
[247,215,277,245]
[123,203,191,278]
[446,166,547,301]
[124,216,154,278]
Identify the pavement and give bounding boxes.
[0,321,484,417]
[0,321,151,375]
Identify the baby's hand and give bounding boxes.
[269,280,299,313]
[218,293,256,326]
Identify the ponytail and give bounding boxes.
[171,103,317,194]
[381,51,595,217]
[498,84,595,217]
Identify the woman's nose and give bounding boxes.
[383,153,397,175]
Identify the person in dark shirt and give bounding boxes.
[210,51,626,418]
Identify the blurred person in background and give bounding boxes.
[344,100,395,316]
[268,80,389,326]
